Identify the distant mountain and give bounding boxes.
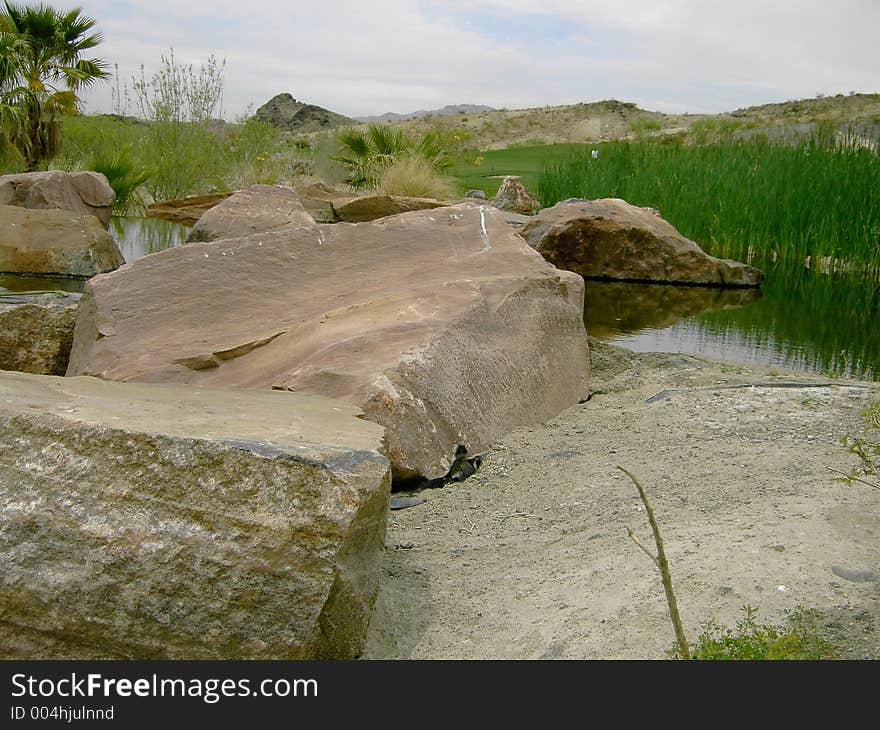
[356,104,496,123]
[254,93,354,133]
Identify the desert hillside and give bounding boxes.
[283,92,880,150]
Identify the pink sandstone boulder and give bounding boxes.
[0,170,115,228]
[0,205,124,277]
[521,198,762,286]
[186,184,316,242]
[68,203,590,481]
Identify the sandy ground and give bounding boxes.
[363,339,880,659]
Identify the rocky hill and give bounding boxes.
[254,93,354,133]
[377,93,880,150]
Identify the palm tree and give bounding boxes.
[333,123,453,191]
[0,2,108,171]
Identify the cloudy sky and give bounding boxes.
[76,0,880,120]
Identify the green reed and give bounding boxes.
[538,137,880,277]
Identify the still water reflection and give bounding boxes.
[109,216,189,262]
[0,217,189,295]
[585,265,879,380]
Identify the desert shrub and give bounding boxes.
[688,117,742,144]
[130,49,226,200]
[213,116,292,189]
[838,401,880,489]
[52,114,144,167]
[675,606,836,660]
[378,155,457,199]
[630,117,662,139]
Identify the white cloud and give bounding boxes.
[75,0,880,119]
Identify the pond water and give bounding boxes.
[585,264,879,381]
[0,216,189,296]
[109,216,189,263]
[2,218,876,381]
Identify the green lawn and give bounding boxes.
[450,143,592,197]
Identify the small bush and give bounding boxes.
[673,606,837,660]
[838,401,880,489]
[378,155,457,200]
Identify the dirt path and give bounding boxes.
[363,340,880,659]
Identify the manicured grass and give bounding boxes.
[451,143,590,198]
[538,138,880,275]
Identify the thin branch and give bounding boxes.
[626,526,660,569]
[826,466,880,490]
[618,465,691,660]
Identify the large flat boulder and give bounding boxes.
[67,203,590,481]
[0,205,125,277]
[187,184,315,242]
[0,370,389,659]
[0,170,115,228]
[521,198,763,287]
[0,292,79,374]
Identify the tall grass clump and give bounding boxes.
[378,155,457,199]
[538,134,880,276]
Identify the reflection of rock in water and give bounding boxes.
[584,281,761,338]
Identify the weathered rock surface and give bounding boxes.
[68,203,590,481]
[0,170,115,228]
[332,194,447,223]
[146,193,233,226]
[295,182,358,223]
[521,198,763,286]
[0,205,125,277]
[0,370,389,660]
[0,292,79,374]
[187,184,316,242]
[491,176,541,215]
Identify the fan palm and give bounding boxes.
[333,123,453,191]
[0,2,108,171]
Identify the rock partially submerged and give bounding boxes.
[0,205,124,277]
[521,198,763,287]
[332,194,447,223]
[0,170,115,228]
[0,370,389,659]
[68,203,589,481]
[295,182,358,223]
[0,292,80,374]
[187,184,315,242]
[146,193,233,226]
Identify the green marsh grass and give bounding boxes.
[538,138,880,276]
